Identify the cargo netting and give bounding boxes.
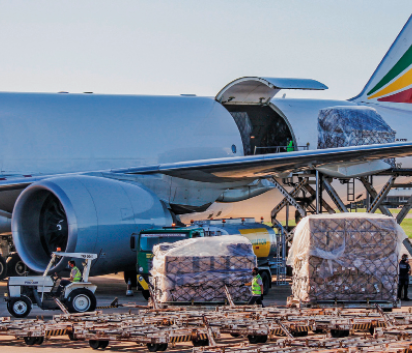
[287,213,406,303]
[151,235,256,302]
[317,106,396,167]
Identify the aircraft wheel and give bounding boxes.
[0,255,7,281]
[67,288,96,313]
[7,253,28,277]
[7,295,32,318]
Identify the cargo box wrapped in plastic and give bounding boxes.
[151,235,256,303]
[287,214,406,304]
[317,106,396,167]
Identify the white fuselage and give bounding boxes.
[0,92,411,222]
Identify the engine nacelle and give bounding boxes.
[12,176,173,275]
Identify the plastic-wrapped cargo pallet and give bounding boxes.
[151,235,256,303]
[287,213,406,304]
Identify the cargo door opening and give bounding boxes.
[225,105,294,155]
[215,76,328,156]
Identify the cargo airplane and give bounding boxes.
[1,15,412,278]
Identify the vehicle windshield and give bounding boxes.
[140,233,188,252]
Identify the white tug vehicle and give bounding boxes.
[5,251,98,318]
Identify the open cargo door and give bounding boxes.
[216,77,328,155]
[216,76,328,105]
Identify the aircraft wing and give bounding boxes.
[112,142,412,182]
[0,142,411,191]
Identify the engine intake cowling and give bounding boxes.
[12,176,172,274]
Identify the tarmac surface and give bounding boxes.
[0,274,410,352]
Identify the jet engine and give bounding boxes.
[12,176,173,275]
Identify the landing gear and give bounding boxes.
[0,255,6,281]
[7,253,28,277]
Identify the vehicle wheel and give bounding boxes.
[260,271,270,295]
[258,335,268,343]
[147,343,161,352]
[34,337,44,345]
[99,340,109,349]
[369,327,375,336]
[0,255,7,281]
[7,253,27,277]
[24,337,37,346]
[331,330,349,338]
[192,339,209,347]
[313,328,324,334]
[383,308,393,312]
[230,333,241,338]
[7,296,32,318]
[142,289,150,300]
[293,331,308,337]
[89,340,100,350]
[248,335,262,344]
[158,343,168,351]
[66,289,96,313]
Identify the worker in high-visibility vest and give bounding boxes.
[57,260,82,295]
[245,267,265,307]
[286,139,294,152]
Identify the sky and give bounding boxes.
[0,1,411,100]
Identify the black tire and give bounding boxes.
[24,337,37,346]
[293,331,308,337]
[142,289,150,300]
[230,333,241,338]
[35,337,44,345]
[369,327,375,336]
[147,343,160,352]
[260,271,270,295]
[383,308,393,312]
[157,344,168,351]
[99,341,109,349]
[331,330,349,338]
[248,335,262,344]
[66,289,96,313]
[313,328,324,334]
[89,340,100,350]
[0,255,7,281]
[6,253,27,277]
[258,335,268,343]
[7,296,32,318]
[192,339,209,347]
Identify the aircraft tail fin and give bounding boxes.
[352,15,412,105]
